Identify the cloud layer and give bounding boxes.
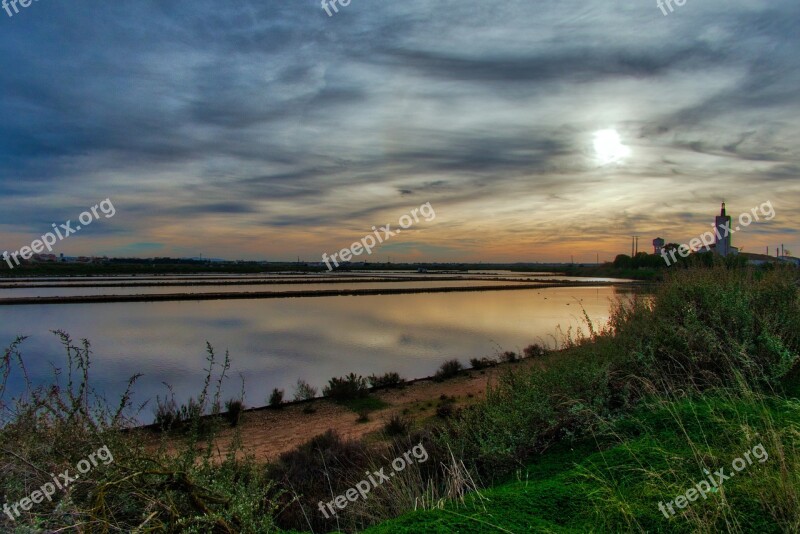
[1,0,798,262]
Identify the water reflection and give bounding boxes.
[0,285,628,422]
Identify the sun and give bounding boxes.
[593,129,631,165]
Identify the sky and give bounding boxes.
[1,0,798,263]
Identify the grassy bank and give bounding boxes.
[0,265,798,532]
[368,265,800,532]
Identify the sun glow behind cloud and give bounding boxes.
[594,129,631,166]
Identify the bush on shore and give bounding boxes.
[323,372,370,401]
[434,359,464,382]
[500,350,518,363]
[469,356,497,370]
[368,371,406,389]
[522,342,548,359]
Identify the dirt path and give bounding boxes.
[205,358,545,462]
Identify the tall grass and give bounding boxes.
[0,332,281,532]
[442,266,800,482]
[356,265,800,533]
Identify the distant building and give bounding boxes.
[713,203,739,257]
[653,237,665,255]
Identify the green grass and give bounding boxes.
[366,392,800,533]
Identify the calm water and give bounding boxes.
[0,278,631,423]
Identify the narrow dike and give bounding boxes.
[0,281,631,305]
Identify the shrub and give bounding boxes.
[224,398,244,427]
[523,343,548,359]
[323,372,369,401]
[368,371,406,389]
[269,388,284,407]
[469,357,497,370]
[384,414,412,436]
[436,404,454,418]
[154,394,179,429]
[436,397,456,419]
[179,397,203,423]
[434,359,463,382]
[266,430,372,532]
[293,379,317,402]
[153,394,211,432]
[500,351,518,363]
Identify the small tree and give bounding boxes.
[269,388,284,408]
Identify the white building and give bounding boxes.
[714,203,739,257]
